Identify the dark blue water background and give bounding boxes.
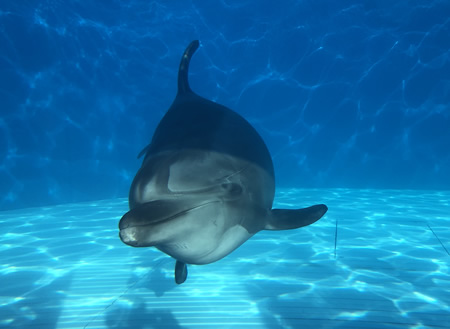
[1,0,449,210]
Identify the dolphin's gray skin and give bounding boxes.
[119,40,328,284]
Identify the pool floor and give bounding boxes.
[0,188,449,328]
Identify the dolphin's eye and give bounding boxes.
[221,183,243,196]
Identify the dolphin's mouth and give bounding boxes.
[119,199,218,230]
[118,199,218,247]
[118,199,220,247]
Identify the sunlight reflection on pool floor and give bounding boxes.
[0,188,449,329]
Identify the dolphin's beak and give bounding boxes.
[119,199,206,229]
[119,226,140,247]
[118,199,188,247]
[118,199,219,247]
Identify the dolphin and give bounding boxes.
[119,40,328,284]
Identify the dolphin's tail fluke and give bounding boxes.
[177,40,200,95]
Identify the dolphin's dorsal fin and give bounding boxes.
[175,260,188,284]
[264,204,328,230]
[177,40,200,95]
[136,41,200,159]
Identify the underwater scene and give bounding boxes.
[1,1,449,328]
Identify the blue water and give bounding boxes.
[1,1,450,328]
[1,0,449,210]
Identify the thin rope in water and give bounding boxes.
[334,218,338,259]
[427,222,450,256]
[83,259,165,329]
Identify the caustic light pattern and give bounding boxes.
[0,188,449,328]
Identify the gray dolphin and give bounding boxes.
[119,40,328,284]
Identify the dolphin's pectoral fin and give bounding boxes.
[137,144,150,158]
[175,260,188,284]
[264,204,328,231]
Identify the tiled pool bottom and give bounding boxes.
[0,188,449,329]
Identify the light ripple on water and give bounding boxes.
[0,188,449,328]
